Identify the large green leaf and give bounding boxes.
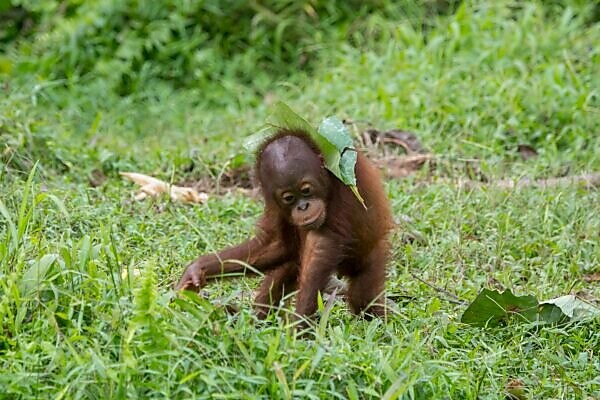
[243,102,327,153]
[461,289,538,327]
[318,117,356,186]
[317,116,366,208]
[267,101,318,136]
[462,289,600,327]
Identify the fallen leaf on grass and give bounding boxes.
[540,295,600,319]
[461,288,600,327]
[120,172,208,204]
[461,289,538,327]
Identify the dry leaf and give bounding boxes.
[120,172,208,204]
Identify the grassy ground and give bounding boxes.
[1,1,599,399]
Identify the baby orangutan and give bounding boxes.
[176,129,393,321]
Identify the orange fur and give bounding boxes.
[177,130,393,322]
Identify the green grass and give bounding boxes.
[1,1,599,398]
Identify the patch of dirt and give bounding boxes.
[374,154,434,179]
[359,127,436,179]
[180,176,214,194]
[583,272,600,283]
[362,128,428,154]
[176,125,600,196]
[574,289,597,302]
[364,127,600,188]
[454,173,600,190]
[179,164,260,198]
[219,165,254,190]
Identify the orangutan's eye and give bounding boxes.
[300,184,312,196]
[282,193,295,204]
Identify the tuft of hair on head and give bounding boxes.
[255,128,321,171]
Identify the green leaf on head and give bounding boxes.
[245,102,366,208]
